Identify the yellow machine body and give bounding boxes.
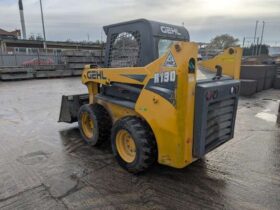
[199,48,243,79]
[81,42,242,168]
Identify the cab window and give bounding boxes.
[158,39,177,57]
[109,32,140,67]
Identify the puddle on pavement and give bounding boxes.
[17,151,50,165]
[255,112,277,122]
[255,99,279,123]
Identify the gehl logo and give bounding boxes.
[160,26,181,36]
[154,71,176,84]
[87,70,107,80]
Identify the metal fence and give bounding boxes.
[0,53,63,66]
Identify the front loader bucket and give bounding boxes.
[58,94,89,123]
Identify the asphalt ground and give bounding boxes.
[0,78,279,210]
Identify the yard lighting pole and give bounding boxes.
[252,20,259,56]
[39,0,47,49]
[258,21,265,56]
[277,103,280,124]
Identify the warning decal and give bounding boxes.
[164,52,177,67]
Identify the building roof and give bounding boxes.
[0,28,21,38]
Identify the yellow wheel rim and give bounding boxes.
[81,112,94,138]
[116,130,136,163]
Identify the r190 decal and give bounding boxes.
[154,71,176,84]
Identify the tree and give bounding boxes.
[28,33,43,41]
[35,34,43,41]
[28,34,35,40]
[208,34,239,49]
[243,44,269,56]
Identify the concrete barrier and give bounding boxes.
[241,65,266,92]
[62,50,104,57]
[68,63,87,69]
[72,69,83,76]
[65,56,101,63]
[264,65,276,89]
[0,67,34,80]
[274,65,280,89]
[274,76,280,89]
[35,70,72,78]
[241,65,276,92]
[240,79,257,96]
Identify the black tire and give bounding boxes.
[111,116,157,173]
[78,104,112,146]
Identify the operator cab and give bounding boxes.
[103,19,189,68]
[103,19,225,82]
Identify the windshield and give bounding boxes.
[158,39,177,57]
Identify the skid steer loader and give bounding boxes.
[59,19,242,173]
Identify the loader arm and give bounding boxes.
[199,47,242,79]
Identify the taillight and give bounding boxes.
[206,91,212,101]
[206,90,218,101]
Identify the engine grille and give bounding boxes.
[205,98,235,153]
[193,79,239,158]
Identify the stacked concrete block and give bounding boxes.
[62,50,104,76]
[36,69,72,78]
[0,65,73,81]
[240,65,276,93]
[33,65,57,71]
[0,67,34,80]
[34,64,71,78]
[240,79,257,96]
[264,65,277,90]
[273,64,280,89]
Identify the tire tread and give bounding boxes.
[111,116,157,173]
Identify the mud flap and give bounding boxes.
[58,94,89,123]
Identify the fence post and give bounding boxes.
[0,53,3,66]
[37,49,40,64]
[14,54,18,66]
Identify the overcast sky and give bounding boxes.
[0,0,280,45]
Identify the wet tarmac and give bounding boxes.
[0,78,279,210]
